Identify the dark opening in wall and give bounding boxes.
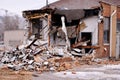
[81,32,92,46]
[81,32,92,53]
[31,19,43,38]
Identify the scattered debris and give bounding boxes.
[0,38,101,73]
[0,38,112,73]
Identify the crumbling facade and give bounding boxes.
[99,2,120,59]
[1,0,120,73]
[22,1,120,59]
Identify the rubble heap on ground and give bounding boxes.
[0,39,108,72]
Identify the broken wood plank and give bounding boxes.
[78,45,100,49]
[26,39,37,48]
[72,40,90,48]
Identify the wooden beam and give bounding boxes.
[48,15,51,47]
[27,14,47,19]
[110,5,117,58]
[28,21,33,38]
[76,45,100,49]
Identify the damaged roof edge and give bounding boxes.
[52,8,100,26]
[99,1,118,6]
[22,7,100,19]
[22,8,53,18]
[22,1,120,19]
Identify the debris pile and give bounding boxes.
[0,39,105,72]
[0,46,78,72]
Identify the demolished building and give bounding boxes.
[22,0,120,59]
[0,0,120,72]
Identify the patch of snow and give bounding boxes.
[85,64,120,71]
[53,71,120,80]
[54,72,104,79]
[53,64,120,79]
[103,64,120,70]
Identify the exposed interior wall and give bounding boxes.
[50,16,99,47]
[50,26,76,47]
[31,19,43,38]
[81,16,98,45]
[41,18,49,41]
[29,18,49,41]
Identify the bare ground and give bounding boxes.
[0,68,32,80]
[1,60,120,80]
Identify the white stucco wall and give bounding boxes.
[81,16,98,45]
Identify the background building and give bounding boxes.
[4,30,27,48]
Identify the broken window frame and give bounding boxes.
[117,19,120,32]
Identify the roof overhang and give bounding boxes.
[22,8,53,19]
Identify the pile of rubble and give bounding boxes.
[0,39,98,72]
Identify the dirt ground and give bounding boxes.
[32,60,120,80]
[1,59,120,80]
[32,64,120,80]
[0,68,32,80]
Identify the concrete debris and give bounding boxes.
[0,39,106,72]
[50,67,55,71]
[43,61,49,66]
[27,65,35,70]
[7,64,15,69]
[71,51,85,57]
[72,48,82,53]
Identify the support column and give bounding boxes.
[98,22,104,57]
[110,6,117,58]
[48,15,51,47]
